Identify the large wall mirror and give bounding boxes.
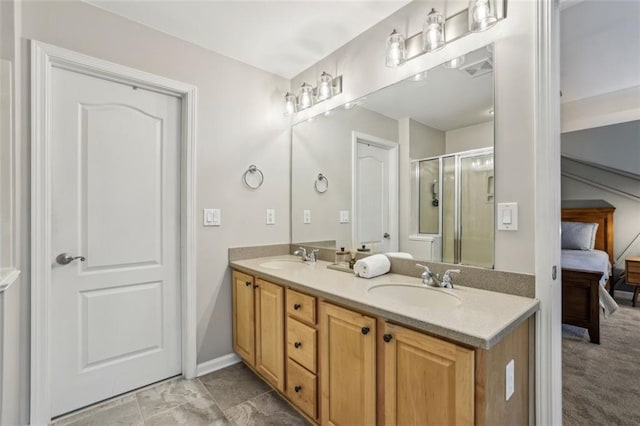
[291,44,495,268]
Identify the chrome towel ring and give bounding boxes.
[315,173,328,193]
[243,164,264,189]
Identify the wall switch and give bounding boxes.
[266,209,276,225]
[505,359,515,401]
[339,210,350,224]
[497,202,518,231]
[203,208,221,226]
[303,210,311,224]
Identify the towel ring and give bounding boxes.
[243,164,264,189]
[315,173,329,193]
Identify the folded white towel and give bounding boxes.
[385,252,414,259]
[354,254,391,279]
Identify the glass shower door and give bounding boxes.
[459,153,494,268]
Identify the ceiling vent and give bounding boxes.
[459,58,493,78]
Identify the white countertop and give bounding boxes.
[231,255,539,349]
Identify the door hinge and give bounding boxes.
[552,265,557,280]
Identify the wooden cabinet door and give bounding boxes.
[383,322,474,426]
[232,270,255,366]
[320,302,376,426]
[255,279,285,391]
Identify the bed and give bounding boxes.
[561,200,617,344]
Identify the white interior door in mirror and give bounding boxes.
[50,67,182,416]
[353,134,398,253]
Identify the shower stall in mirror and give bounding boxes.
[413,147,494,268]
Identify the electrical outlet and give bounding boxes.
[266,209,276,225]
[203,208,221,226]
[303,210,311,224]
[339,210,349,223]
[505,359,515,400]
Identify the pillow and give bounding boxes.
[561,222,599,251]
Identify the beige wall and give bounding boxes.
[292,0,536,274]
[445,120,494,154]
[291,107,398,248]
[409,119,445,159]
[12,1,291,422]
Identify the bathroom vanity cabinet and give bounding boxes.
[231,268,531,426]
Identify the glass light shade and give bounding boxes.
[284,92,297,116]
[423,8,445,53]
[468,0,498,32]
[443,55,466,69]
[385,29,407,68]
[298,83,314,110]
[317,72,334,101]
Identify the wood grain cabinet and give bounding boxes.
[232,271,284,391]
[320,302,377,426]
[382,322,474,426]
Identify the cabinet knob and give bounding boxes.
[361,326,370,335]
[383,333,393,343]
[245,281,251,287]
[294,341,302,349]
[294,385,302,393]
[293,303,301,310]
[253,284,259,289]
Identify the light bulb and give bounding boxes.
[468,0,497,32]
[298,83,314,110]
[284,92,297,116]
[385,29,406,68]
[317,72,334,101]
[423,9,445,53]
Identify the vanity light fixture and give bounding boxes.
[385,29,407,68]
[468,0,498,32]
[443,55,466,69]
[382,1,506,67]
[298,82,315,110]
[423,8,445,53]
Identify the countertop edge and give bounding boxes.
[230,261,539,350]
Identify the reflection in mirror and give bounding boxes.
[291,44,494,268]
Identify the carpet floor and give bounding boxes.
[563,294,640,426]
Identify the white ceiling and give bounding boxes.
[84,0,411,79]
[560,0,640,103]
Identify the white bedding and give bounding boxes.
[561,249,618,317]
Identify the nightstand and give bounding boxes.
[625,257,640,307]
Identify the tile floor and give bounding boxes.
[52,363,310,426]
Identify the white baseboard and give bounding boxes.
[196,353,242,377]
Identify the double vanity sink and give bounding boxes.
[231,254,538,425]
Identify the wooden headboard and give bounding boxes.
[561,200,615,265]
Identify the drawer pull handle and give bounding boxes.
[293,303,301,310]
[294,342,302,348]
[361,326,370,335]
[294,385,302,393]
[245,281,251,287]
[253,284,259,289]
[383,333,393,343]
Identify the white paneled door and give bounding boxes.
[50,67,182,416]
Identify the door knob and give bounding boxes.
[56,253,86,265]
[383,233,390,239]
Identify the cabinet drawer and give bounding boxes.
[627,261,640,275]
[286,289,316,325]
[627,271,640,285]
[287,317,317,373]
[287,359,317,420]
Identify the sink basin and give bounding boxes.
[367,284,462,308]
[259,260,309,270]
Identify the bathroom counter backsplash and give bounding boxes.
[230,254,539,349]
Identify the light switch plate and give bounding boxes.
[339,210,349,223]
[505,359,515,401]
[497,202,518,231]
[203,208,221,226]
[303,210,311,224]
[266,209,276,225]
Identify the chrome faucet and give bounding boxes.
[293,247,320,263]
[416,264,460,289]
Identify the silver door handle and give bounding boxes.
[383,233,390,239]
[56,253,86,265]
